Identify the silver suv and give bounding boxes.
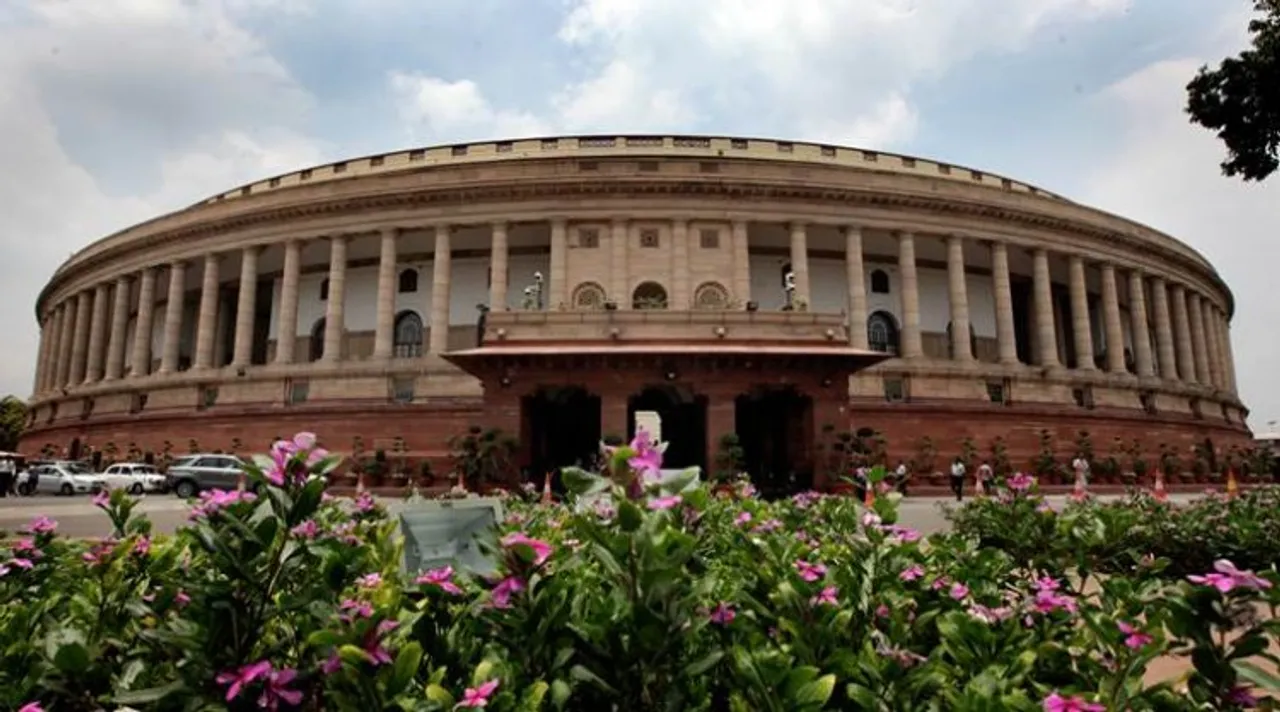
[166,454,247,498]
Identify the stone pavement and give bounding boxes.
[0,492,1201,540]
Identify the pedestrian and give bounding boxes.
[976,461,993,495]
[0,458,13,497]
[894,460,909,495]
[949,457,967,501]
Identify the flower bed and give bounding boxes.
[2,434,1280,711]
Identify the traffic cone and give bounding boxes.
[1227,468,1239,499]
[1152,469,1168,503]
[863,484,875,508]
[542,470,554,504]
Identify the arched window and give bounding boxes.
[867,311,900,355]
[571,282,607,310]
[319,279,329,301]
[398,269,419,294]
[393,311,423,358]
[870,269,890,294]
[693,281,730,310]
[309,318,326,362]
[946,322,978,360]
[632,281,669,310]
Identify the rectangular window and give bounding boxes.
[286,379,310,405]
[578,228,600,248]
[451,145,468,156]
[1139,391,1157,415]
[986,381,1006,404]
[1072,386,1095,409]
[370,155,385,167]
[199,386,218,410]
[639,229,660,248]
[698,229,720,249]
[883,377,907,403]
[408,149,425,161]
[390,377,415,404]
[332,162,347,173]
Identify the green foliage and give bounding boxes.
[0,394,27,451]
[1186,0,1280,181]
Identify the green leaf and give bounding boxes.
[561,467,606,496]
[113,680,186,705]
[793,674,836,707]
[570,664,620,695]
[686,650,724,677]
[550,679,572,709]
[617,499,644,533]
[1234,661,1280,692]
[425,683,455,707]
[388,641,424,696]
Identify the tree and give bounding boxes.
[1185,0,1280,181]
[0,396,27,452]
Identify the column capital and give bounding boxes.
[894,229,915,240]
[380,226,400,239]
[789,220,809,231]
[549,216,569,227]
[489,220,508,232]
[842,224,863,237]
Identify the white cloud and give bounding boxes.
[391,0,1128,145]
[0,0,321,397]
[1080,50,1280,430]
[388,73,551,142]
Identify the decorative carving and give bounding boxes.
[571,282,607,310]
[692,282,730,310]
[631,282,668,310]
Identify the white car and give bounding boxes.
[17,462,108,496]
[98,463,167,494]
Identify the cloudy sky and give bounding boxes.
[2,0,1277,429]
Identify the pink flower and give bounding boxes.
[362,620,399,666]
[175,590,191,607]
[811,586,839,607]
[1188,559,1273,593]
[753,518,783,533]
[900,565,925,582]
[648,495,682,511]
[340,599,374,620]
[968,604,1014,624]
[949,582,970,600]
[1042,692,1104,711]
[25,516,57,534]
[627,428,664,478]
[1117,621,1153,649]
[875,603,890,618]
[793,560,828,582]
[0,565,10,578]
[1007,472,1035,491]
[133,536,151,557]
[18,704,44,712]
[9,557,33,570]
[321,653,342,675]
[416,566,463,595]
[1033,588,1079,615]
[458,679,500,708]
[490,576,526,609]
[216,660,273,702]
[881,525,921,544]
[709,602,735,625]
[260,667,303,710]
[501,532,553,566]
[357,572,383,589]
[1227,685,1259,707]
[92,489,111,509]
[11,538,37,554]
[290,520,320,539]
[354,491,377,513]
[734,511,752,526]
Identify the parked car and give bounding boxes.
[17,461,108,496]
[99,462,167,494]
[166,454,247,498]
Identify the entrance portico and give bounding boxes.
[443,310,888,491]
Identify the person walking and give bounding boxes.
[894,460,909,495]
[0,458,13,498]
[976,461,993,496]
[949,457,967,501]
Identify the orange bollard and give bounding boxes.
[542,470,554,504]
[1227,468,1239,499]
[1152,469,1168,502]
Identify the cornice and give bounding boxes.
[36,174,1235,317]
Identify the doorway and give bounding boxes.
[523,387,602,484]
[734,386,814,497]
[627,385,707,472]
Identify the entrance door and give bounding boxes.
[523,387,602,484]
[734,387,814,497]
[627,385,708,472]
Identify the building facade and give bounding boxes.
[22,135,1249,487]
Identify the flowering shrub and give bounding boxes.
[2,433,1280,710]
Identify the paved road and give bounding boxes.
[0,492,1202,540]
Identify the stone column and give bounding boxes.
[131,268,157,378]
[1150,277,1178,381]
[45,308,64,391]
[1221,312,1239,393]
[33,316,50,394]
[1187,291,1208,386]
[428,226,452,354]
[991,241,1018,365]
[671,219,691,309]
[1032,249,1059,368]
[58,298,78,387]
[159,261,186,374]
[68,291,92,385]
[731,220,751,303]
[230,246,259,368]
[489,222,509,310]
[610,219,628,305]
[322,236,348,362]
[373,229,398,359]
[1128,270,1154,378]
[1067,256,1094,370]
[1188,293,1211,385]
[1170,284,1195,382]
[193,254,221,370]
[1100,264,1125,374]
[845,226,868,349]
[549,218,568,308]
[946,234,972,361]
[1208,302,1228,389]
[788,222,811,307]
[275,240,301,365]
[104,276,130,381]
[84,284,109,383]
[898,232,923,359]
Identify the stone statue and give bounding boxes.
[783,270,796,309]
